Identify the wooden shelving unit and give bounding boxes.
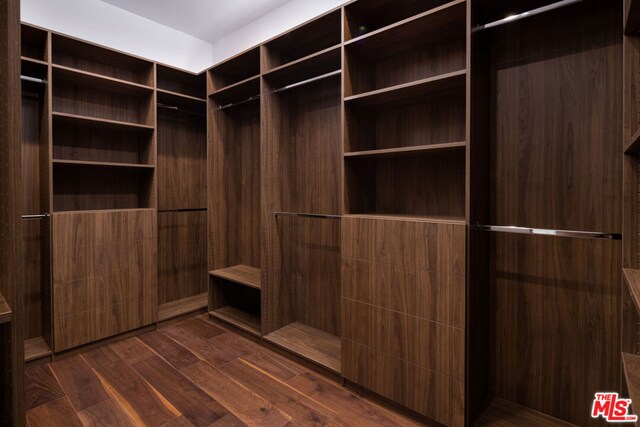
[209,75,260,106]
[623,352,640,413]
[209,306,261,336]
[626,0,640,34]
[208,46,260,94]
[625,127,640,153]
[52,112,154,131]
[344,141,466,159]
[21,24,48,61]
[210,265,261,290]
[52,64,154,93]
[24,337,51,362]
[265,322,341,373]
[158,293,208,322]
[52,159,155,170]
[0,292,11,325]
[157,64,206,99]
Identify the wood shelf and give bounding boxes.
[209,46,261,93]
[157,89,206,116]
[209,306,261,337]
[0,291,11,325]
[264,322,341,374]
[53,159,155,170]
[344,70,466,108]
[52,112,155,132]
[210,265,261,290]
[345,141,466,158]
[624,268,640,314]
[344,0,466,56]
[263,44,341,89]
[209,75,260,105]
[24,337,52,362]
[158,293,208,322]
[626,0,640,35]
[21,56,48,66]
[343,213,466,224]
[157,88,206,103]
[52,208,156,215]
[157,64,206,99]
[52,64,154,94]
[623,352,640,417]
[476,398,577,426]
[625,127,640,154]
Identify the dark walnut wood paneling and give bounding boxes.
[341,216,465,425]
[158,211,207,305]
[52,210,157,351]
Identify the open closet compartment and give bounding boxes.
[470,1,623,425]
[20,26,52,362]
[208,48,262,337]
[156,66,208,322]
[261,11,343,373]
[622,0,640,413]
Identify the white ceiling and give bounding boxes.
[100,0,292,44]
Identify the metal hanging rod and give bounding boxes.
[475,0,582,31]
[219,94,260,110]
[22,213,49,220]
[274,211,341,220]
[474,224,621,241]
[21,75,46,85]
[158,208,207,213]
[273,70,341,93]
[157,103,205,117]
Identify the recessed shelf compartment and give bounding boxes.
[210,265,261,290]
[158,292,208,322]
[52,112,154,131]
[343,213,466,224]
[345,150,466,219]
[158,90,206,116]
[209,75,260,107]
[263,9,341,71]
[344,141,466,159]
[624,268,640,313]
[24,336,51,362]
[265,322,341,373]
[626,0,640,34]
[52,66,155,126]
[0,291,11,325]
[52,159,155,170]
[22,24,48,61]
[625,127,640,153]
[209,46,260,94]
[210,306,261,337]
[52,33,154,86]
[53,114,154,166]
[157,64,206,99]
[52,64,154,93]
[53,163,155,212]
[344,0,455,40]
[263,45,341,89]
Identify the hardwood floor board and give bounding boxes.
[287,371,422,427]
[25,365,65,410]
[161,325,248,366]
[131,355,229,426]
[209,331,258,356]
[77,398,136,427]
[213,413,249,426]
[160,416,195,427]
[138,330,201,370]
[81,346,178,426]
[108,337,156,365]
[181,360,293,427]
[180,317,226,339]
[239,348,304,382]
[220,358,336,426]
[26,398,83,427]
[48,355,111,412]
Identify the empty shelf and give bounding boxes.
[210,265,261,290]
[53,159,155,170]
[343,213,466,225]
[52,112,155,132]
[264,322,341,373]
[624,268,640,313]
[345,142,466,158]
[209,306,261,337]
[25,336,52,362]
[0,291,11,324]
[476,397,577,426]
[52,64,154,94]
[158,293,208,322]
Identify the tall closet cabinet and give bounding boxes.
[207,0,626,426]
[19,26,207,359]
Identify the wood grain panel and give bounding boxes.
[158,211,207,304]
[138,330,200,370]
[157,108,206,210]
[342,216,465,275]
[25,365,65,411]
[48,355,110,411]
[52,210,157,351]
[342,339,456,425]
[26,397,83,427]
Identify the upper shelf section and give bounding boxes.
[157,64,206,100]
[208,47,260,95]
[263,9,341,72]
[52,34,154,87]
[344,0,457,41]
[22,24,48,62]
[626,0,640,34]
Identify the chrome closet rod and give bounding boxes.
[21,75,46,85]
[158,208,207,213]
[157,103,205,117]
[274,211,341,220]
[474,224,621,240]
[22,214,49,220]
[475,0,582,31]
[218,94,260,110]
[273,70,341,93]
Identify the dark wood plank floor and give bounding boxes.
[25,314,422,426]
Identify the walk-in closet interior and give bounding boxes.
[0,0,637,425]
